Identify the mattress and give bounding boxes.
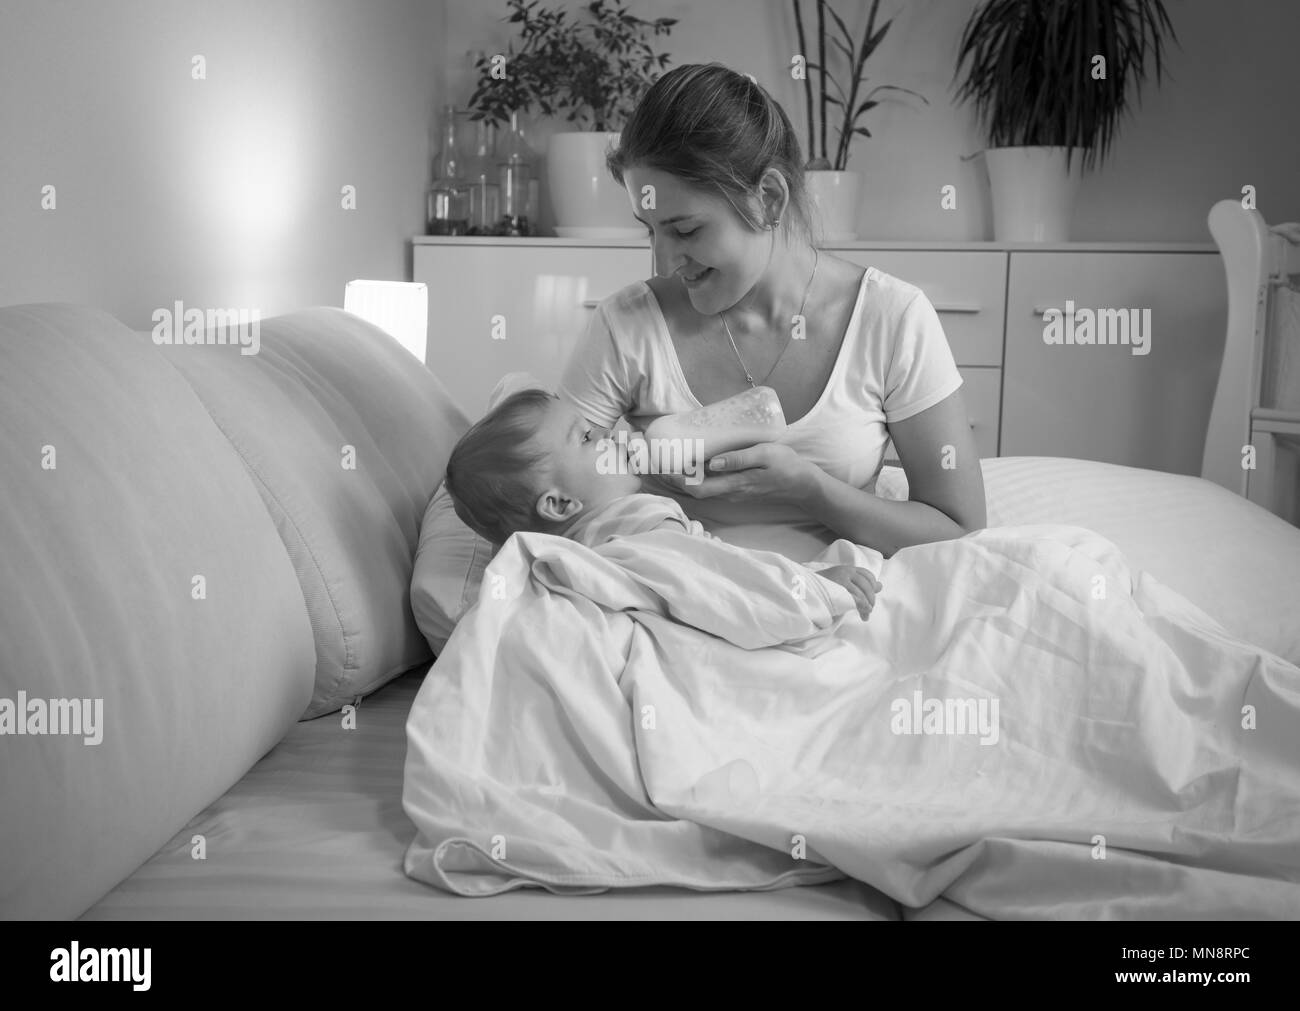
[81,669,900,921]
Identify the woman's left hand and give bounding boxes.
[676,442,816,506]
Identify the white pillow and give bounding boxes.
[410,373,547,652]
[886,456,1300,666]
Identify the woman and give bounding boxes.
[560,63,985,561]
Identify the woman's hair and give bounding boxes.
[607,63,815,244]
[443,388,557,546]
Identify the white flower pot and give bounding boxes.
[983,147,1084,242]
[806,170,862,242]
[546,131,642,238]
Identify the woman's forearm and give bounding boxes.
[801,465,969,557]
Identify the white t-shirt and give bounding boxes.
[559,267,962,560]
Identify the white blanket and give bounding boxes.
[403,524,1300,918]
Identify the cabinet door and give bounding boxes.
[415,244,650,418]
[1001,252,1226,475]
[833,250,1006,366]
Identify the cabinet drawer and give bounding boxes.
[415,244,651,417]
[885,366,1001,464]
[1001,252,1225,475]
[833,249,1006,367]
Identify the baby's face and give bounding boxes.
[531,399,641,523]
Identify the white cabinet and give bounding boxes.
[835,250,1006,367]
[1000,252,1226,475]
[413,238,1225,476]
[414,242,650,418]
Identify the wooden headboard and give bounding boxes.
[1201,199,1300,511]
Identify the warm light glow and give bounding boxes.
[344,280,428,363]
[209,111,301,243]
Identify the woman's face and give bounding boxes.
[624,167,772,316]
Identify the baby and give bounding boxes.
[444,389,881,618]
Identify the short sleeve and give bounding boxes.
[558,303,632,430]
[882,291,963,423]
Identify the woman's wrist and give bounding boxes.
[799,463,890,551]
[797,458,832,514]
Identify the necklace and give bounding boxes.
[720,248,820,388]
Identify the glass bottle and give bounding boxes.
[427,105,468,235]
[461,114,501,236]
[496,111,539,237]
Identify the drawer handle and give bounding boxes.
[1032,305,1083,319]
[580,298,604,309]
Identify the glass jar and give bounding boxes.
[496,111,539,236]
[461,115,501,236]
[427,104,468,235]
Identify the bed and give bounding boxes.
[69,204,1300,922]
[82,451,1300,921]
[81,668,901,921]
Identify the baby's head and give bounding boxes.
[444,389,642,545]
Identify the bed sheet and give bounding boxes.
[81,670,899,921]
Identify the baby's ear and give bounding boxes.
[535,488,583,524]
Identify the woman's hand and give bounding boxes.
[673,442,816,506]
[817,565,882,620]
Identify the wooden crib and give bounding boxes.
[1202,199,1300,526]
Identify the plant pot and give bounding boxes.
[805,170,862,242]
[983,147,1083,242]
[546,131,641,238]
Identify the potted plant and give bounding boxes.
[792,0,927,241]
[467,0,676,237]
[953,0,1178,242]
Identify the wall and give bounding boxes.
[442,0,1300,242]
[2,0,1295,324]
[0,0,445,328]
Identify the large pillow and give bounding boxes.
[411,372,545,653]
[888,456,1300,666]
[0,303,316,919]
[156,308,468,718]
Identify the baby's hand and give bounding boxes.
[818,565,882,620]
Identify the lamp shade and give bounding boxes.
[344,280,428,363]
